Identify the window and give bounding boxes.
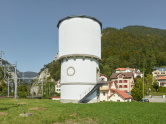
[117,100,120,102]
[103,92,105,96]
[119,75,122,78]
[124,85,127,88]
[119,85,122,88]
[115,80,118,83]
[119,80,122,83]
[124,80,127,83]
[101,78,104,81]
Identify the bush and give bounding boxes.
[42,94,51,99]
[2,87,8,95]
[17,91,29,98]
[55,92,60,96]
[158,87,166,92]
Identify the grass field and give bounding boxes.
[0,98,166,124]
[150,92,166,96]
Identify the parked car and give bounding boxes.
[140,99,149,102]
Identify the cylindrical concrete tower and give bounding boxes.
[57,15,102,103]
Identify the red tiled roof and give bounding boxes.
[115,68,127,71]
[100,73,108,78]
[110,89,132,99]
[51,96,60,98]
[115,68,134,71]
[110,72,133,79]
[158,76,166,80]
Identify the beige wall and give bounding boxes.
[100,91,108,101]
[111,75,134,92]
[152,70,166,78]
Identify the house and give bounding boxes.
[110,72,135,92]
[157,76,166,87]
[114,67,134,73]
[109,89,132,102]
[100,73,108,81]
[99,81,132,102]
[152,70,166,79]
[113,67,143,78]
[55,80,61,93]
[100,81,113,101]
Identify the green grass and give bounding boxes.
[0,98,166,124]
[150,92,166,96]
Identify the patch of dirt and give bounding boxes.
[65,117,97,124]
[0,112,7,116]
[18,102,27,105]
[29,107,48,111]
[34,100,40,102]
[10,99,18,102]
[69,113,77,117]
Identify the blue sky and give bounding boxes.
[0,0,166,73]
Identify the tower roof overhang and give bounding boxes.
[57,15,102,29]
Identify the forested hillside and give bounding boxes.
[122,26,166,37]
[100,26,166,77]
[41,26,166,80]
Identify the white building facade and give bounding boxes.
[57,15,102,103]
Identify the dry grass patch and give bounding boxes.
[29,107,48,111]
[64,117,97,124]
[69,113,77,117]
[34,100,41,102]
[18,102,27,105]
[0,112,7,116]
[10,99,18,102]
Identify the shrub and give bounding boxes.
[2,87,8,95]
[55,92,60,96]
[42,94,51,99]
[158,87,166,92]
[17,91,29,98]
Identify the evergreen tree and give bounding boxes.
[131,78,145,101]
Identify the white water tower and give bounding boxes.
[57,15,102,103]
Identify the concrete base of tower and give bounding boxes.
[60,98,99,103]
[60,84,99,103]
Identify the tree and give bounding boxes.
[17,85,30,98]
[153,82,159,92]
[145,74,154,95]
[131,78,145,101]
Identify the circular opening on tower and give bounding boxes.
[67,66,75,76]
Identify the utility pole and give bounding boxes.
[8,77,9,97]
[0,51,3,66]
[14,61,17,99]
[49,83,50,95]
[143,63,144,102]
[42,78,44,96]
